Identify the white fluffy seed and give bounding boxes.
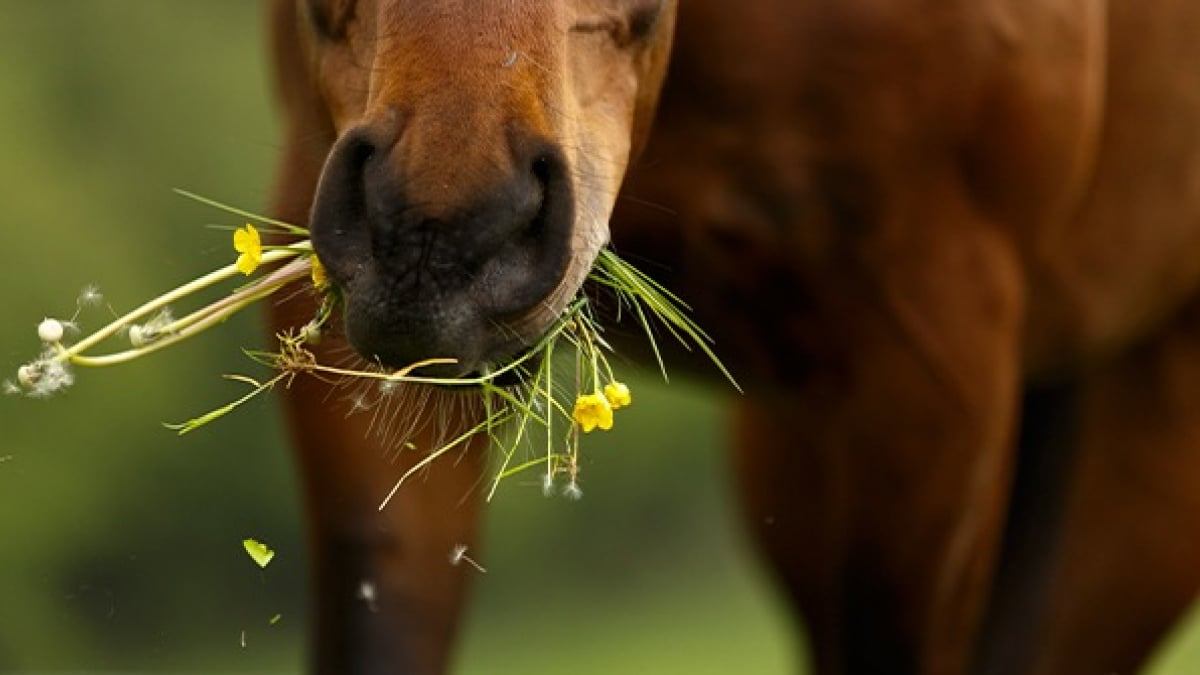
[128,325,145,347]
[17,364,38,388]
[300,321,322,345]
[37,318,64,343]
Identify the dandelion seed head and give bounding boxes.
[17,364,39,388]
[77,284,103,307]
[300,320,322,345]
[563,480,583,501]
[448,544,487,572]
[128,309,174,348]
[541,472,555,498]
[37,318,64,343]
[30,359,74,398]
[3,380,20,396]
[145,308,174,331]
[350,393,371,412]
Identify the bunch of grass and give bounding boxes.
[7,192,735,502]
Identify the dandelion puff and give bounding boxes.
[300,320,322,345]
[3,380,20,396]
[145,308,175,332]
[37,318,64,343]
[349,392,371,413]
[563,480,583,501]
[448,544,487,573]
[129,308,175,347]
[29,358,74,398]
[541,472,555,498]
[77,284,103,307]
[357,580,378,612]
[16,363,41,389]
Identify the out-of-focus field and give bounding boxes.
[1,3,1200,674]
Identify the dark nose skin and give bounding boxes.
[308,121,575,373]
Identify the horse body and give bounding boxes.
[612,3,1200,673]
[268,0,1200,673]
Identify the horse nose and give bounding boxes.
[309,122,566,294]
[307,119,576,370]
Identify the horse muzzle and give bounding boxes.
[308,117,577,376]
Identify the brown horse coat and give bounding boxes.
[268,1,1200,673]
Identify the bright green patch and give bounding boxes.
[242,537,275,569]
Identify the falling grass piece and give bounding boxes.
[243,538,275,569]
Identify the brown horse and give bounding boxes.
[266,1,1200,673]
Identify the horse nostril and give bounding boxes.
[349,139,375,174]
[523,156,552,235]
[309,126,390,283]
[532,155,551,188]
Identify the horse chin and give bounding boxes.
[337,273,574,382]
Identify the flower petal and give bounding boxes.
[310,254,329,291]
[603,382,631,409]
[233,224,260,254]
[573,392,614,433]
[236,251,259,276]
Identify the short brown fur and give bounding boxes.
[268,1,1200,673]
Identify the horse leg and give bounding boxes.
[267,82,483,673]
[731,209,1024,674]
[277,370,486,675]
[272,292,486,674]
[1030,300,1200,674]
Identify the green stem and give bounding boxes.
[58,244,308,363]
[68,256,310,367]
[158,256,311,336]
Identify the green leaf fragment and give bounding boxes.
[243,537,275,568]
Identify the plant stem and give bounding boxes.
[59,244,309,363]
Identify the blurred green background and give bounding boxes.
[2,3,1200,674]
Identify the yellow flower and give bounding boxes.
[603,381,632,409]
[233,224,262,276]
[572,391,613,433]
[310,254,330,291]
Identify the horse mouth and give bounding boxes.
[324,248,579,381]
[308,124,586,380]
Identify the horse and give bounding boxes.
[265,1,1200,673]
